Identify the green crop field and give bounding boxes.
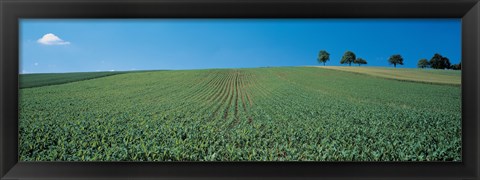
[20,71,126,89]
[19,67,461,161]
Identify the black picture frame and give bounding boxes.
[1,0,479,179]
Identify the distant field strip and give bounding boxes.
[20,71,127,88]
[318,66,461,85]
[19,67,461,161]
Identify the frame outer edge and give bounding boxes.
[477,2,480,180]
[466,2,480,180]
[1,2,18,180]
[0,1,479,180]
[462,2,480,179]
[0,0,4,178]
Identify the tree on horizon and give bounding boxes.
[429,53,451,69]
[451,61,461,70]
[388,54,404,68]
[417,58,429,68]
[317,50,330,66]
[354,58,367,66]
[340,51,356,66]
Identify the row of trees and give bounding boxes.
[318,50,403,67]
[318,50,461,70]
[417,53,461,70]
[318,50,368,66]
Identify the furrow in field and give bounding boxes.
[245,88,253,108]
[174,74,234,121]
[147,72,220,119]
[238,73,248,121]
[238,71,253,124]
[150,71,220,115]
[165,73,214,108]
[186,71,222,101]
[163,71,228,121]
[215,71,234,100]
[194,72,230,118]
[178,71,222,99]
[156,71,233,124]
[175,71,228,114]
[228,71,241,127]
[222,71,236,121]
[132,73,200,112]
[248,72,256,104]
[175,72,218,110]
[220,71,235,122]
[208,71,234,121]
[234,71,239,118]
[187,71,224,103]
[133,72,201,103]
[245,72,256,106]
[202,71,229,103]
[194,71,239,117]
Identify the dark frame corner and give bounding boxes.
[1,0,479,179]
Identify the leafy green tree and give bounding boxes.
[417,58,429,68]
[429,53,451,69]
[317,50,330,66]
[353,58,367,66]
[340,51,356,66]
[388,54,404,68]
[451,61,461,70]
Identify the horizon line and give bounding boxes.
[19,65,461,75]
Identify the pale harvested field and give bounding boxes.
[317,66,461,85]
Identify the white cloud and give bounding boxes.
[34,62,39,66]
[37,33,70,45]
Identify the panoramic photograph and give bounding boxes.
[19,19,461,161]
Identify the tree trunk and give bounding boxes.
[349,63,351,66]
[324,62,325,66]
[394,64,396,68]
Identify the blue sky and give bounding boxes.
[20,19,461,74]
